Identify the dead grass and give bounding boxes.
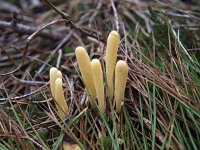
[0,0,200,149]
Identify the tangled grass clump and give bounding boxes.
[0,1,200,150]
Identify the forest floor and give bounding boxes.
[0,0,200,150]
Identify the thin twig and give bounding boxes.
[89,0,103,27]
[111,0,119,31]
[0,19,70,76]
[35,30,73,76]
[44,0,105,42]
[0,83,48,101]
[56,49,62,68]
[0,20,63,40]
[0,1,20,13]
[11,74,46,86]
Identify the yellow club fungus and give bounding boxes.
[75,46,96,110]
[63,142,81,150]
[105,30,120,99]
[91,59,105,113]
[49,67,68,119]
[114,60,128,113]
[55,78,69,119]
[50,67,62,98]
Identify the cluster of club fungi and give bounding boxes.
[49,30,128,149]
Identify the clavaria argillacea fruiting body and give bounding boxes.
[91,59,105,113]
[63,142,81,150]
[106,30,120,99]
[115,60,128,113]
[50,67,69,119]
[75,31,128,114]
[55,78,69,119]
[75,46,96,110]
[50,67,62,98]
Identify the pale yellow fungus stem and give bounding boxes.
[50,67,62,98]
[63,142,81,150]
[50,67,57,98]
[106,30,120,99]
[55,78,69,119]
[56,70,62,79]
[115,60,128,113]
[50,67,68,119]
[91,59,105,113]
[75,46,96,110]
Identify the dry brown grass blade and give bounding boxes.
[128,58,200,110]
[0,109,22,135]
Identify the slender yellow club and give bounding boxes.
[50,67,62,98]
[55,78,69,119]
[63,142,81,150]
[115,60,128,113]
[50,67,68,119]
[75,46,96,110]
[106,30,120,99]
[91,59,105,113]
